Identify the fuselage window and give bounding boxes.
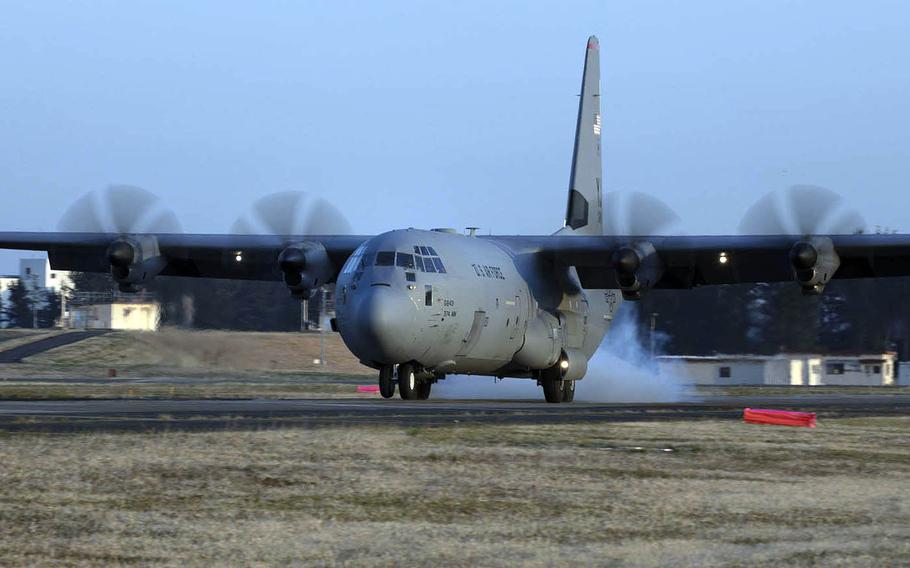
[396,253,415,269]
[432,257,446,273]
[375,251,395,266]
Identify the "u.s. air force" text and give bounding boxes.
[471,264,506,280]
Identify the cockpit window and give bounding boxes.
[423,258,436,273]
[414,256,425,271]
[396,253,415,269]
[432,257,446,273]
[375,251,395,266]
[427,246,438,256]
[419,246,430,256]
[413,246,421,255]
[341,243,368,274]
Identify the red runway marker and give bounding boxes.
[744,408,816,428]
[356,385,380,393]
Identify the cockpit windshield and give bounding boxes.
[372,246,445,273]
[375,251,395,266]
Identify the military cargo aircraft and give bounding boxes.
[2,36,910,402]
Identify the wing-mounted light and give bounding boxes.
[789,236,840,295]
[106,235,169,293]
[612,241,663,300]
[278,241,335,298]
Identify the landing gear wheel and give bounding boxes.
[416,380,432,400]
[398,363,420,400]
[542,379,564,403]
[562,380,575,403]
[379,366,395,399]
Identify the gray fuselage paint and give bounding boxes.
[335,228,621,380]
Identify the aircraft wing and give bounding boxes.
[497,234,910,292]
[0,232,368,282]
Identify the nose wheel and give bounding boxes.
[378,365,395,399]
[397,363,431,400]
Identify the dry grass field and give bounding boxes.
[1,417,908,566]
[8,329,372,377]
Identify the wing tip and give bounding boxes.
[587,35,599,50]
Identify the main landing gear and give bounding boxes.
[541,378,576,403]
[378,363,432,400]
[379,365,395,398]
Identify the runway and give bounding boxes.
[1,394,909,432]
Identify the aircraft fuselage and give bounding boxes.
[335,228,620,381]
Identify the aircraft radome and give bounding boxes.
[3,36,910,402]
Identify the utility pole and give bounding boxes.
[60,285,68,329]
[649,312,659,359]
[320,329,327,368]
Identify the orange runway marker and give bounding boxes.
[743,408,816,428]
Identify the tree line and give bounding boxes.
[633,277,910,357]
[1,281,61,328]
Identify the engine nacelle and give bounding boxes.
[789,236,840,295]
[106,236,168,293]
[278,241,335,298]
[612,241,663,300]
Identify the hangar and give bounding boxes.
[658,353,897,386]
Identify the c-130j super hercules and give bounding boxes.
[3,36,910,402]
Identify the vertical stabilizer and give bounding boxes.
[562,36,603,236]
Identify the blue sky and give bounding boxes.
[1,1,909,271]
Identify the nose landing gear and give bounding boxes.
[396,362,432,400]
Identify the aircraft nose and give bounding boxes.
[346,285,418,364]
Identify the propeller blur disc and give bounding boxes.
[57,185,182,234]
[738,185,866,235]
[231,191,352,236]
[603,191,682,236]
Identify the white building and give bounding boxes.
[69,302,160,331]
[19,258,71,293]
[658,353,896,386]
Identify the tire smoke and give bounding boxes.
[434,302,692,402]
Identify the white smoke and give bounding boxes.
[434,303,693,402]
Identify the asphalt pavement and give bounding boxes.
[1,394,908,433]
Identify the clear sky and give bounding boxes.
[1,1,909,272]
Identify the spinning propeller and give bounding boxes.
[57,185,182,234]
[231,191,352,298]
[738,185,866,236]
[603,191,681,236]
[230,191,351,237]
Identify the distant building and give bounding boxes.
[69,302,160,331]
[658,353,896,386]
[19,258,71,293]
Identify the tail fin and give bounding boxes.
[562,36,603,236]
